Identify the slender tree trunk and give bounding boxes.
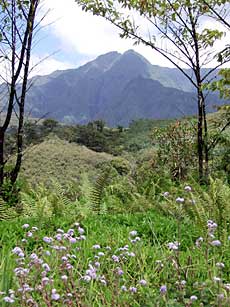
[10,0,38,184]
[0,130,4,187]
[197,87,204,182]
[202,92,209,181]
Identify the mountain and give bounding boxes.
[22,50,224,126]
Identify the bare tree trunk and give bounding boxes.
[0,131,4,187]
[10,0,38,184]
[0,0,39,197]
[197,87,204,182]
[202,93,209,181]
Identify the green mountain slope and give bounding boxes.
[22,50,225,126]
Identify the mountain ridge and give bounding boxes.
[0,50,224,126]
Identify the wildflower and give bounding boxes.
[14,267,29,276]
[86,265,97,279]
[100,279,107,285]
[66,263,73,270]
[27,231,33,237]
[21,239,28,243]
[181,280,186,286]
[12,247,23,256]
[94,262,100,268]
[32,226,38,231]
[116,268,124,276]
[216,262,225,268]
[42,277,50,285]
[22,224,30,229]
[92,244,101,249]
[139,279,147,286]
[61,275,68,281]
[207,220,218,234]
[211,240,221,247]
[30,253,38,260]
[156,260,164,268]
[55,234,62,241]
[67,229,74,236]
[57,228,64,233]
[167,241,180,250]
[190,295,198,301]
[128,252,136,257]
[112,255,119,262]
[105,246,111,250]
[176,197,184,203]
[228,235,230,240]
[217,294,224,300]
[213,276,221,282]
[69,237,77,244]
[163,191,169,197]
[129,230,137,237]
[82,275,91,282]
[78,227,84,235]
[160,285,167,294]
[3,296,15,303]
[129,287,137,293]
[98,252,105,257]
[51,289,60,301]
[224,284,230,291]
[74,222,80,227]
[42,263,51,272]
[130,237,141,244]
[43,237,53,244]
[195,237,203,248]
[121,285,127,291]
[184,185,192,192]
[119,245,129,251]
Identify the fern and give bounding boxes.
[0,198,17,221]
[90,167,112,213]
[50,180,72,217]
[201,178,230,238]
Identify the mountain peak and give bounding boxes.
[93,51,121,70]
[122,49,152,66]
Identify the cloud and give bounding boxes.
[29,55,74,77]
[35,0,229,75]
[39,0,173,67]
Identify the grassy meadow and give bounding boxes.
[1,114,230,306]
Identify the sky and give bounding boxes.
[30,0,178,76]
[28,0,229,77]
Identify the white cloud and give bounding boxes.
[29,55,74,77]
[39,0,172,67]
[35,0,229,75]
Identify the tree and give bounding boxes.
[0,0,40,196]
[42,118,59,132]
[76,0,230,182]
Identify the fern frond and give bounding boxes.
[0,199,17,221]
[90,167,112,213]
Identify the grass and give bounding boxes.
[1,113,230,306]
[1,206,230,306]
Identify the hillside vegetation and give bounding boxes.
[20,136,113,186]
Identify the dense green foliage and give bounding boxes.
[0,112,230,306]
